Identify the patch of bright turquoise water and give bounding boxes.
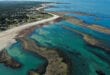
[31,21,110,45]
[30,21,110,75]
[0,42,44,75]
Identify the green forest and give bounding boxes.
[0,1,45,31]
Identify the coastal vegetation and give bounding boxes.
[0,1,52,31]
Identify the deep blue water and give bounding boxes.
[45,0,110,28]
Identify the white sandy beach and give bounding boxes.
[0,10,59,51]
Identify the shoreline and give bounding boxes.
[11,18,69,75]
[14,14,69,75]
[0,3,60,51]
[0,2,110,75]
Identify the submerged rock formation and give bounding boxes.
[29,71,40,75]
[83,35,110,51]
[17,37,69,75]
[62,25,110,52]
[53,12,110,35]
[96,70,105,75]
[0,50,21,69]
[28,60,48,75]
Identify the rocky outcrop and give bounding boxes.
[0,50,21,69]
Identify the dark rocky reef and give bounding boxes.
[0,50,21,69]
[35,61,48,75]
[96,70,105,75]
[56,49,73,75]
[29,61,48,75]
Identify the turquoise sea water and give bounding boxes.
[30,21,110,75]
[0,0,110,75]
[2,21,110,75]
[0,42,44,75]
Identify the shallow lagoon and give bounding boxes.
[30,21,110,75]
[0,0,110,75]
[0,42,44,75]
[0,21,110,75]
